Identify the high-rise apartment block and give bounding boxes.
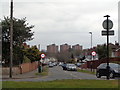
[72,44,82,51]
[47,44,58,53]
[60,44,71,52]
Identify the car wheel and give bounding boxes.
[109,72,114,78]
[96,72,101,78]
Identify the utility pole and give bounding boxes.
[10,0,13,78]
[0,25,1,85]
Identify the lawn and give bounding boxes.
[77,69,96,75]
[0,81,2,89]
[2,79,119,88]
[35,66,48,76]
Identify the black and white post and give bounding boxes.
[102,15,114,80]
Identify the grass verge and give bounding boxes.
[2,79,119,88]
[35,66,48,76]
[77,69,96,75]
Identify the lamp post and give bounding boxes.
[89,32,93,72]
[102,15,113,80]
[89,32,92,60]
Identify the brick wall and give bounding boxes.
[2,61,38,75]
[20,61,38,74]
[2,67,20,75]
[81,57,120,69]
[116,51,120,56]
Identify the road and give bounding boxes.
[47,66,98,80]
[2,66,100,81]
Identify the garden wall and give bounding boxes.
[81,57,120,69]
[2,61,38,75]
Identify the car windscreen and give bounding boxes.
[109,63,120,69]
[68,64,75,67]
[98,63,106,68]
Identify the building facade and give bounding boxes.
[60,43,71,52]
[47,44,58,54]
[72,44,82,51]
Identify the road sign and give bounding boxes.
[102,30,114,36]
[102,19,113,29]
[41,53,46,58]
[92,51,96,56]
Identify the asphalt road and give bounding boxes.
[47,66,99,80]
[2,66,100,81]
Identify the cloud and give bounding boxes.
[1,0,119,49]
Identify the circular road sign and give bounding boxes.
[41,53,46,58]
[92,51,96,56]
[102,19,113,30]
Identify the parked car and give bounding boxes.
[49,63,54,67]
[96,63,120,78]
[62,63,67,70]
[59,62,63,66]
[66,64,77,71]
[76,63,82,67]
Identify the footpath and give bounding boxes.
[2,69,41,79]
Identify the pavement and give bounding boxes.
[2,69,41,79]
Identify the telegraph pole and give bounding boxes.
[10,0,13,78]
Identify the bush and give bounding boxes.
[23,55,31,63]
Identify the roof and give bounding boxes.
[116,48,120,52]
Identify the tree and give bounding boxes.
[23,46,41,62]
[96,44,112,60]
[2,17,34,66]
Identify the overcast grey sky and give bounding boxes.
[0,0,119,50]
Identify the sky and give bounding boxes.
[0,0,119,50]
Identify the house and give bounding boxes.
[115,48,120,57]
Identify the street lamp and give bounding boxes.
[102,15,114,80]
[89,32,92,60]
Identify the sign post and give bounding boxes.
[91,51,96,72]
[102,15,114,80]
[38,54,46,73]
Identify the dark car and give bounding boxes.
[96,63,120,78]
[62,63,67,70]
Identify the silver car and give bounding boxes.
[49,63,54,67]
[66,64,77,71]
